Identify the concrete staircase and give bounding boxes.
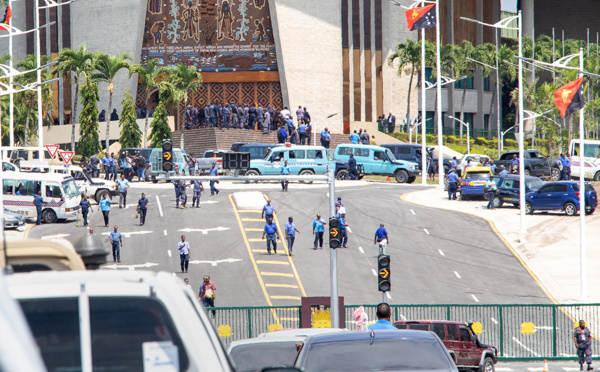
[172,128,348,155]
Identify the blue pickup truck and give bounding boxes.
[334,144,419,183]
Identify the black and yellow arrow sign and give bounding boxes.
[330,229,339,238]
[163,152,172,161]
[379,268,389,278]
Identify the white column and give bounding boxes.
[517,11,526,233]
[359,0,365,122]
[436,0,443,187]
[8,0,13,146]
[370,0,376,121]
[36,0,44,153]
[421,27,427,185]
[348,0,354,122]
[578,48,586,300]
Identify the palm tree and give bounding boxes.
[129,59,168,147]
[388,40,421,127]
[93,52,132,150]
[53,44,95,151]
[16,54,52,146]
[163,64,202,150]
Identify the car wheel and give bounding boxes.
[151,175,158,184]
[299,169,315,184]
[395,170,408,183]
[95,189,111,203]
[493,197,503,208]
[586,207,595,215]
[524,168,531,176]
[551,167,561,181]
[244,169,260,183]
[42,209,58,224]
[479,357,495,372]
[525,202,534,215]
[594,172,600,182]
[459,193,465,201]
[336,170,348,180]
[407,176,416,184]
[564,202,577,216]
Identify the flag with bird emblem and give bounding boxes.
[0,4,11,32]
[554,77,584,118]
[405,4,436,31]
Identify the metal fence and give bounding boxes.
[211,303,600,361]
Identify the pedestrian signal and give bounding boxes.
[378,254,390,292]
[329,217,340,249]
[162,139,173,172]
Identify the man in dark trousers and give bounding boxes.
[177,235,190,273]
[109,225,123,262]
[262,217,280,255]
[387,112,396,131]
[173,168,182,208]
[80,195,92,226]
[33,191,44,225]
[137,193,149,226]
[347,154,358,180]
[312,213,326,249]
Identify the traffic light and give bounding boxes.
[377,254,390,292]
[329,217,340,249]
[162,139,173,172]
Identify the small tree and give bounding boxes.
[118,90,142,148]
[149,101,171,148]
[78,77,101,156]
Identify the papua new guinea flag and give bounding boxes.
[0,4,11,31]
[554,77,584,118]
[405,4,437,31]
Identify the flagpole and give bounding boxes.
[8,0,13,147]
[35,0,44,155]
[517,10,526,234]
[578,47,586,300]
[435,0,443,188]
[421,25,427,185]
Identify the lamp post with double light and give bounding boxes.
[446,115,470,154]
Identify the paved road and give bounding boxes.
[498,361,588,372]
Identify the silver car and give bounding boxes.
[3,209,26,229]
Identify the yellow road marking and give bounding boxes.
[245,228,264,231]
[242,218,264,222]
[248,238,265,242]
[24,223,35,238]
[229,195,280,324]
[261,272,294,277]
[271,295,302,301]
[265,283,299,289]
[256,260,289,265]
[252,249,265,252]
[238,209,263,213]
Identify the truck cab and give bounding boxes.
[335,144,419,183]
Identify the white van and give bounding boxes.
[20,161,117,202]
[3,172,81,223]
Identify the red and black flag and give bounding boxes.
[0,4,12,32]
[405,4,436,31]
[554,77,584,118]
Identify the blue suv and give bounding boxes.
[526,181,598,216]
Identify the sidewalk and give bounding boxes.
[403,187,600,304]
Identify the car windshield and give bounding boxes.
[385,149,397,162]
[303,338,452,372]
[464,172,491,180]
[263,150,273,161]
[229,341,300,372]
[526,178,545,190]
[61,179,80,198]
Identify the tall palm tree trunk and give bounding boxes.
[70,81,80,151]
[405,66,415,131]
[460,86,467,142]
[178,100,184,150]
[143,94,150,147]
[105,90,113,151]
[25,96,35,147]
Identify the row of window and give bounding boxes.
[424,68,493,92]
[269,149,324,161]
[2,180,62,198]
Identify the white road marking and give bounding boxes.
[347,226,352,233]
[423,228,430,235]
[386,293,392,300]
[104,262,159,271]
[527,368,543,371]
[491,317,499,324]
[189,258,242,266]
[438,249,445,256]
[513,337,541,357]
[156,195,164,217]
[410,209,416,215]
[167,250,172,257]
[471,294,480,302]
[563,368,582,371]
[101,231,153,238]
[178,227,231,234]
[41,233,71,240]
[454,271,461,279]
[358,246,364,254]
[495,368,514,371]
[163,230,167,236]
[371,269,377,276]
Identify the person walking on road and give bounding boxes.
[339,213,348,248]
[137,193,149,226]
[446,168,459,200]
[80,195,93,226]
[262,217,280,255]
[179,179,189,208]
[347,154,358,180]
[281,160,291,191]
[262,199,276,222]
[110,152,118,181]
[33,191,44,225]
[485,179,498,210]
[574,320,593,371]
[173,168,182,208]
[367,303,397,330]
[510,153,519,173]
[209,163,220,195]
[199,275,217,317]
[117,174,130,208]
[560,153,572,180]
[284,216,299,256]
[135,152,146,182]
[312,213,326,249]
[177,235,191,273]
[192,179,204,207]
[374,224,388,245]
[98,193,112,227]
[109,225,123,262]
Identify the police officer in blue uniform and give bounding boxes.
[79,195,92,226]
[137,193,149,226]
[33,191,44,225]
[173,168,182,208]
[560,153,572,180]
[339,213,349,248]
[179,179,189,208]
[347,154,358,180]
[192,179,204,207]
[280,160,291,191]
[446,168,459,200]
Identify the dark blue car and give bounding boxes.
[491,174,545,208]
[526,181,598,216]
[294,330,457,372]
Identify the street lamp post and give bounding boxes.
[500,124,517,152]
[446,115,470,154]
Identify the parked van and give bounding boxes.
[2,172,81,223]
[334,144,419,183]
[239,143,278,160]
[149,148,190,183]
[244,144,333,178]
[381,143,452,173]
[7,271,234,372]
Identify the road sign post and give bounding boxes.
[59,151,74,166]
[328,168,339,328]
[378,254,390,303]
[46,144,59,167]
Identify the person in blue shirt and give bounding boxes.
[109,152,118,181]
[192,180,204,208]
[262,199,276,222]
[177,235,191,273]
[277,125,288,144]
[298,122,307,145]
[280,160,291,191]
[560,153,572,180]
[321,128,331,149]
[510,153,519,173]
[284,216,300,256]
[312,213,327,249]
[498,165,509,176]
[367,303,398,330]
[485,179,498,209]
[349,130,360,144]
[261,217,281,255]
[374,224,388,245]
[179,179,189,208]
[173,168,183,208]
[489,159,497,175]
[446,168,459,200]
[79,195,93,226]
[339,213,348,248]
[209,163,220,196]
[137,193,149,226]
[98,193,112,227]
[109,225,123,262]
[33,191,44,225]
[347,154,358,180]
[116,174,130,208]
[451,156,458,169]
[102,152,111,179]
